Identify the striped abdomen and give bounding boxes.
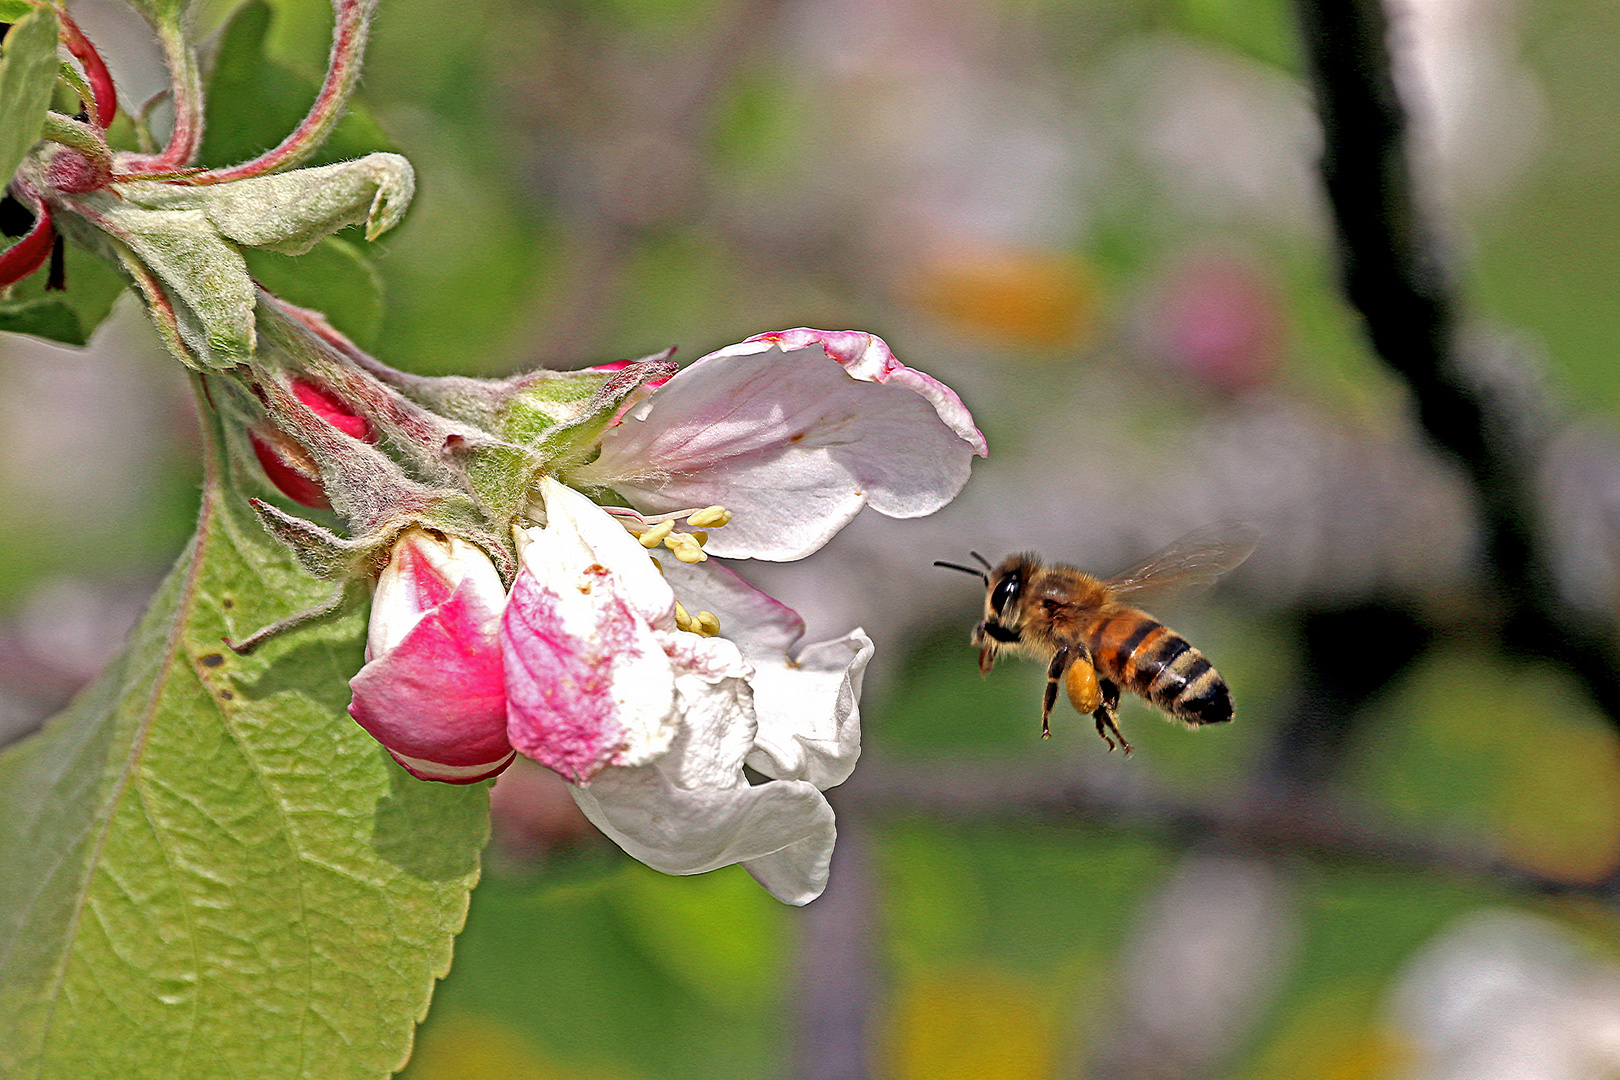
[1086,609,1233,725]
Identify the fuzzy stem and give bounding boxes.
[55,6,117,128]
[119,21,204,172]
[185,0,376,184]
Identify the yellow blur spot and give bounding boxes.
[1243,989,1412,1080]
[907,246,1099,349]
[1501,720,1620,883]
[886,970,1058,1080]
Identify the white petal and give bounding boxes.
[742,841,835,908]
[657,556,868,789]
[653,630,756,790]
[578,339,981,561]
[525,475,674,627]
[569,769,836,905]
[744,631,871,790]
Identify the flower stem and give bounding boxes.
[185,0,377,184]
[55,6,118,128]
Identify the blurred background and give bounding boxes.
[5,0,1620,1075]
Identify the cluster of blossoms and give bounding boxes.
[341,330,985,904]
[2,0,985,904]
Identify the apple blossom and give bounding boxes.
[502,478,871,905]
[348,527,514,783]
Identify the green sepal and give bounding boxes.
[53,154,414,370]
[0,4,59,194]
[57,188,259,367]
[123,154,415,253]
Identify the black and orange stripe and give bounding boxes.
[1086,609,1233,726]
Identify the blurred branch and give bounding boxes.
[842,757,1614,899]
[1294,0,1620,725]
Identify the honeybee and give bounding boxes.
[936,522,1258,753]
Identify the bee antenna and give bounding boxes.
[934,559,989,584]
[970,551,992,572]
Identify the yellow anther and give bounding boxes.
[689,531,708,545]
[673,601,723,637]
[664,532,707,563]
[637,519,675,548]
[686,505,732,529]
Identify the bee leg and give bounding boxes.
[1092,679,1131,755]
[1042,646,1073,739]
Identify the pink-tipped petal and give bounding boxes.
[502,559,677,782]
[735,329,987,457]
[501,477,682,782]
[578,332,984,560]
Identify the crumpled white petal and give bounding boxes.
[655,554,869,790]
[567,638,838,905]
[504,476,847,904]
[574,329,987,561]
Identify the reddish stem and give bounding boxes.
[187,0,369,184]
[0,203,55,289]
[56,8,118,129]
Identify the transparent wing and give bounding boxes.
[1102,521,1260,602]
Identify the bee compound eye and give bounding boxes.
[990,573,1022,615]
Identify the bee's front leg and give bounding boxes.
[1043,647,1069,738]
[1092,679,1131,754]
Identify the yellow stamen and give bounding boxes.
[664,532,707,563]
[637,519,675,548]
[686,505,732,529]
[672,602,722,637]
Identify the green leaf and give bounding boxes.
[244,236,385,348]
[0,5,59,193]
[201,0,396,172]
[0,297,84,343]
[0,240,126,346]
[0,397,489,1080]
[0,1,41,21]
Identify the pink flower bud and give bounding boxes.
[348,527,514,783]
[250,431,331,509]
[250,379,376,509]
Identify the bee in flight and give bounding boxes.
[935,522,1259,754]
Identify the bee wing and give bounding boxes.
[1102,521,1260,602]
